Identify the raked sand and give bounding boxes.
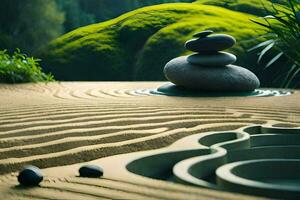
[0,82,299,200]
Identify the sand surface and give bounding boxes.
[0,82,299,200]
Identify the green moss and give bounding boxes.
[195,0,286,16]
[38,3,266,81]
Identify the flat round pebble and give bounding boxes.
[185,34,236,52]
[18,165,43,186]
[187,52,236,66]
[79,165,103,178]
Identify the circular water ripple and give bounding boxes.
[149,88,293,97]
[51,88,293,100]
[140,83,294,97]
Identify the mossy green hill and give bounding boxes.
[195,0,285,16]
[38,3,266,81]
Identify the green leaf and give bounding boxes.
[281,63,297,87]
[263,15,276,19]
[285,65,300,88]
[264,52,284,69]
[248,39,275,52]
[258,42,275,64]
[250,19,272,29]
[0,49,54,83]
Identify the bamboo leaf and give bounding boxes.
[265,52,284,69]
[288,0,297,16]
[244,33,277,42]
[248,39,275,52]
[250,0,300,88]
[250,19,272,29]
[258,42,275,63]
[285,65,300,87]
[281,64,297,87]
[263,15,276,19]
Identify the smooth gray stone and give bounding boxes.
[185,34,236,52]
[18,165,43,186]
[164,56,260,91]
[79,165,103,178]
[193,30,213,38]
[187,52,237,66]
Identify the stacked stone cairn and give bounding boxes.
[163,30,260,91]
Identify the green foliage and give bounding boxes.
[38,3,265,82]
[0,0,194,53]
[0,0,65,53]
[56,0,95,32]
[0,49,54,83]
[250,0,300,88]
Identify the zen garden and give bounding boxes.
[0,0,300,199]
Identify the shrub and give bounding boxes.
[0,49,54,83]
[250,0,300,88]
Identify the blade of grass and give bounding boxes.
[258,42,275,63]
[264,52,284,69]
[285,65,300,88]
[281,63,297,87]
[248,39,275,52]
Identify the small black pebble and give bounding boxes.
[193,30,213,38]
[79,165,103,178]
[18,165,43,186]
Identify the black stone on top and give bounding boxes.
[185,34,236,53]
[193,30,213,38]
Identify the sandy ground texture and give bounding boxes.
[0,82,299,200]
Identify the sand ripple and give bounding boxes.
[0,82,299,200]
